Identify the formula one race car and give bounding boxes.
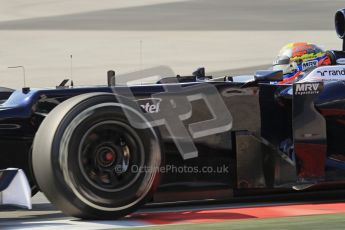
[2,9,345,220]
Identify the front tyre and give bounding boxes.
[32,93,162,219]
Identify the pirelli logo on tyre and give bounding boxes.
[294,82,323,96]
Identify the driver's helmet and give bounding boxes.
[273,42,331,83]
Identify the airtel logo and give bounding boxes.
[137,98,161,113]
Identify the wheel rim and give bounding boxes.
[78,120,144,192]
[59,102,161,211]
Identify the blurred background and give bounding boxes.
[0,0,344,88]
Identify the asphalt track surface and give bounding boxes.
[1,191,345,229]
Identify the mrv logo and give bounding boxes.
[137,98,161,113]
[317,68,345,77]
[302,60,317,70]
[294,83,320,95]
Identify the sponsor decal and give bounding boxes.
[294,83,320,95]
[336,58,345,65]
[137,98,161,113]
[302,60,318,70]
[316,68,345,77]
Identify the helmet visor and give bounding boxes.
[273,55,290,66]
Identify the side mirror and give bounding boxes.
[335,9,345,39]
[335,9,345,50]
[254,70,283,82]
